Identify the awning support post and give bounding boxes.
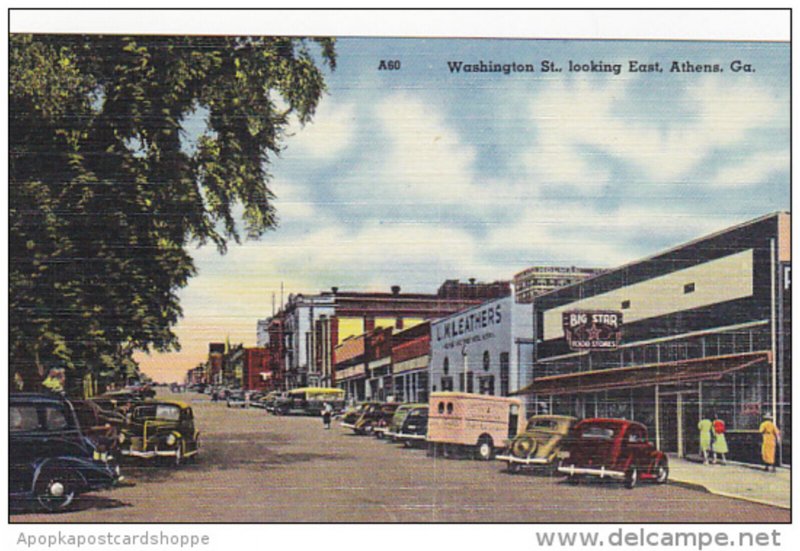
[655,384,661,450]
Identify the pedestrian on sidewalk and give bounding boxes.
[322,401,333,429]
[698,415,713,464]
[711,414,728,465]
[759,413,781,472]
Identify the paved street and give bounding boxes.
[12,392,789,523]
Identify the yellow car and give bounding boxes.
[497,415,577,473]
[118,401,199,466]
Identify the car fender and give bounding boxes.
[646,450,667,471]
[32,457,90,492]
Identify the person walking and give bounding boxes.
[322,402,333,430]
[698,415,713,464]
[759,413,781,472]
[711,414,728,465]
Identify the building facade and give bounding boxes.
[391,322,431,404]
[261,280,510,391]
[242,347,272,391]
[520,212,791,465]
[513,266,603,304]
[429,295,534,398]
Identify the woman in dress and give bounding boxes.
[698,416,713,464]
[711,414,728,465]
[759,413,781,472]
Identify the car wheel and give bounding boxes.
[375,430,384,440]
[654,459,669,484]
[403,439,414,449]
[362,423,374,436]
[35,470,78,512]
[567,474,580,485]
[507,462,522,474]
[624,466,639,489]
[476,436,494,461]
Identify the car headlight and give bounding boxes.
[118,433,126,444]
[557,450,570,459]
[166,434,177,446]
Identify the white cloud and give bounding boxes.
[710,150,789,187]
[285,100,356,159]
[270,177,318,222]
[339,93,513,210]
[486,202,738,268]
[522,78,785,187]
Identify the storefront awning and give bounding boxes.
[512,351,771,397]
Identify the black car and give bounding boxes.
[395,406,429,448]
[10,393,121,512]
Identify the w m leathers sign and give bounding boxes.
[563,311,622,351]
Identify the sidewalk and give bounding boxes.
[669,455,790,510]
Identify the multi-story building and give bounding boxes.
[242,347,271,391]
[519,212,791,466]
[513,266,603,304]
[391,322,431,403]
[205,343,225,385]
[429,295,534,398]
[261,280,511,391]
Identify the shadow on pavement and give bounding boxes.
[10,494,132,516]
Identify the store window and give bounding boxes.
[441,376,454,392]
[443,357,450,375]
[483,351,491,371]
[500,353,510,396]
[479,375,495,395]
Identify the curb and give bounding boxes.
[670,478,790,510]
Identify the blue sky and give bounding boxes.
[139,38,789,381]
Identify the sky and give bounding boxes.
[136,37,790,383]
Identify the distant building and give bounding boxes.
[437,278,511,300]
[513,266,603,303]
[242,348,272,391]
[260,279,509,390]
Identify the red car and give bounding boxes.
[557,418,668,489]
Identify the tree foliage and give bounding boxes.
[9,34,336,391]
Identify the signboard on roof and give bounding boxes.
[562,311,623,350]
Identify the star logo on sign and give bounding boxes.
[586,324,603,340]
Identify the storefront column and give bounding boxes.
[655,385,660,450]
[677,392,684,457]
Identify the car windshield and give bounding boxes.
[11,404,71,432]
[135,404,181,421]
[579,425,618,440]
[526,418,560,432]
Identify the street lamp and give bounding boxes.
[461,344,468,393]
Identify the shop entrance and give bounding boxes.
[658,390,699,457]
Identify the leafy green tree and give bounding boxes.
[10,35,336,394]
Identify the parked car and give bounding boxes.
[427,392,524,460]
[393,405,429,448]
[253,391,280,411]
[247,391,265,407]
[340,403,375,428]
[91,390,143,413]
[351,403,401,436]
[384,404,417,439]
[557,418,669,489]
[226,390,247,408]
[70,399,126,458]
[497,415,577,473]
[10,393,121,511]
[118,400,199,466]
